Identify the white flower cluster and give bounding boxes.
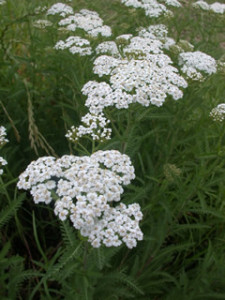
[47,2,74,17]
[96,34,164,59]
[193,1,225,14]
[88,52,187,108]
[179,51,217,80]
[161,0,181,7]
[120,0,168,18]
[96,41,121,57]
[123,36,163,57]
[35,6,48,14]
[139,24,168,39]
[33,20,53,29]
[116,34,133,42]
[0,126,8,175]
[0,126,8,146]
[120,0,181,18]
[58,9,112,37]
[54,36,92,55]
[65,113,112,142]
[82,80,133,113]
[0,157,7,175]
[17,150,143,248]
[210,103,225,122]
[138,24,186,52]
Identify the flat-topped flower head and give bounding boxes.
[138,25,177,51]
[193,1,209,11]
[65,112,112,142]
[47,3,74,17]
[161,0,181,7]
[35,6,48,15]
[96,41,121,57]
[58,9,112,37]
[139,24,168,39]
[179,51,217,80]
[193,1,225,13]
[17,150,142,249]
[116,34,133,43]
[91,52,187,109]
[210,2,225,14]
[54,36,92,55]
[0,126,8,147]
[210,103,225,122]
[0,157,7,175]
[0,126,8,175]
[120,0,168,18]
[82,80,133,114]
[120,0,181,17]
[123,36,163,57]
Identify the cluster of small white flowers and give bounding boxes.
[0,157,7,175]
[161,0,181,7]
[33,20,53,29]
[65,113,112,142]
[138,25,194,54]
[93,55,121,76]
[35,6,48,14]
[17,150,143,248]
[54,36,92,55]
[138,25,177,51]
[87,203,143,248]
[210,2,225,13]
[96,41,121,57]
[90,52,187,108]
[82,81,133,113]
[0,126,8,175]
[58,9,112,37]
[120,0,168,18]
[139,24,168,39]
[0,126,8,146]
[210,103,225,122]
[95,34,165,61]
[193,1,209,10]
[123,36,163,57]
[179,51,217,80]
[116,34,133,42]
[47,2,74,17]
[193,1,225,14]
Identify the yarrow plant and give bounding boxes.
[65,113,112,142]
[210,103,225,122]
[54,36,92,55]
[1,0,225,297]
[120,0,182,18]
[120,0,169,18]
[0,126,8,175]
[47,2,74,17]
[193,1,225,14]
[58,9,112,37]
[17,150,143,248]
[178,51,217,80]
[85,30,188,109]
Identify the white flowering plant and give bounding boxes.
[0,0,225,299]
